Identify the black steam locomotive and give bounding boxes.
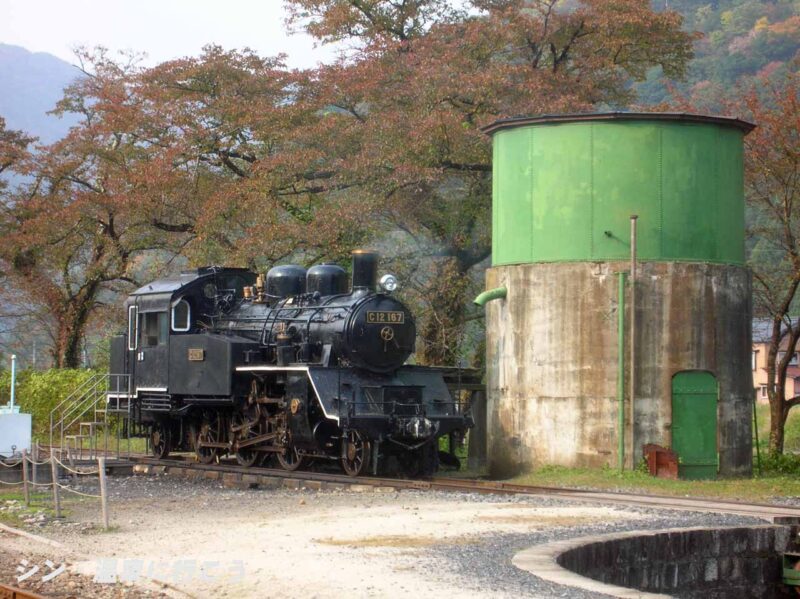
[108,251,471,476]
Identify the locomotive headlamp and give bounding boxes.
[379,274,399,293]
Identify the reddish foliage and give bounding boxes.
[738,72,800,454]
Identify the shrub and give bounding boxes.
[0,369,99,438]
[760,451,800,476]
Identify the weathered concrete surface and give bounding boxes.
[485,261,752,476]
[467,390,487,470]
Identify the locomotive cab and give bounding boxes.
[110,267,257,410]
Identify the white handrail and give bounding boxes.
[49,374,129,456]
[49,374,102,447]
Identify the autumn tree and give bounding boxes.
[0,52,193,367]
[0,46,376,366]
[285,0,696,364]
[0,117,32,184]
[0,119,43,362]
[124,45,386,281]
[742,72,800,454]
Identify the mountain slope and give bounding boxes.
[0,44,79,143]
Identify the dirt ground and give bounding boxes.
[0,474,639,598]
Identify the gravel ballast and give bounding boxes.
[0,473,773,598]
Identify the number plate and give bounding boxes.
[366,311,405,324]
[188,348,205,361]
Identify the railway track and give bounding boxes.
[130,455,800,521]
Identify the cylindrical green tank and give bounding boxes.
[480,113,755,479]
[483,113,753,266]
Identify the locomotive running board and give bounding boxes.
[236,365,311,372]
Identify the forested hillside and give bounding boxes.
[639,0,800,106]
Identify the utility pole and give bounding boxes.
[629,215,638,468]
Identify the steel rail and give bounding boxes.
[129,456,800,521]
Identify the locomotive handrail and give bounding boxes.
[257,294,357,346]
[260,297,307,346]
[343,400,463,407]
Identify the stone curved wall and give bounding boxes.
[513,525,797,599]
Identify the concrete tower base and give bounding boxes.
[485,261,753,478]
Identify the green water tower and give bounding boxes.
[478,113,755,478]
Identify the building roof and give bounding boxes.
[751,317,800,345]
[481,112,756,136]
[753,318,775,344]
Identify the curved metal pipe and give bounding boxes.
[473,286,507,307]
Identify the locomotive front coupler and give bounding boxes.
[395,416,437,440]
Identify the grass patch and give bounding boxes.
[0,490,60,526]
[0,490,53,505]
[754,401,800,454]
[510,465,800,502]
[499,403,800,501]
[0,487,84,527]
[54,432,148,456]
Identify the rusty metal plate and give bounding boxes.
[0,583,47,599]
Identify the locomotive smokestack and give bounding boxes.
[351,250,378,291]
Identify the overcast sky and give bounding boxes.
[0,0,337,68]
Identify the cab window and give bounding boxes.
[140,312,169,347]
[127,306,138,350]
[171,299,190,332]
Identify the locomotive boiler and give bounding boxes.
[108,251,472,476]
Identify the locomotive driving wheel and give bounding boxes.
[193,411,222,464]
[275,432,305,471]
[231,406,263,468]
[150,421,170,459]
[341,430,371,477]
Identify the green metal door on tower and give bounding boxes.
[672,371,718,480]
